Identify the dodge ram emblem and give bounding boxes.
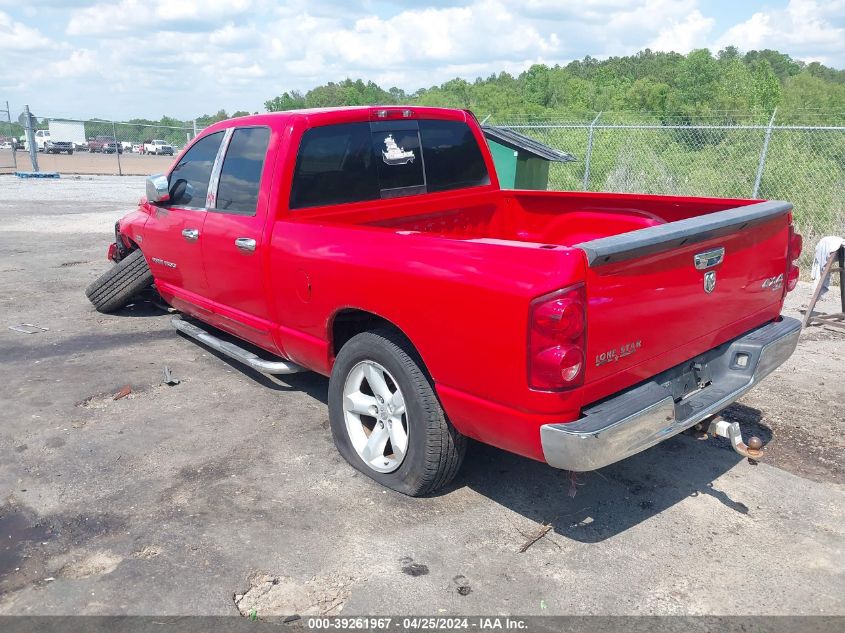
[704,271,716,293]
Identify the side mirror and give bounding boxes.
[146,173,170,204]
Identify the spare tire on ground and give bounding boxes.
[85,249,154,313]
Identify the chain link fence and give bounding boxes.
[0,101,18,173]
[3,105,842,268]
[496,115,845,267]
[2,111,202,176]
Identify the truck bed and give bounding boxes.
[298,188,793,410]
[304,189,766,248]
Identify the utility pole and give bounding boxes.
[23,105,38,172]
[112,120,123,176]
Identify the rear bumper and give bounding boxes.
[540,317,801,471]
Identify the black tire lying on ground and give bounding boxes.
[85,249,154,313]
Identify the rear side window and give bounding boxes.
[419,120,489,192]
[215,127,271,215]
[290,123,378,209]
[169,131,224,208]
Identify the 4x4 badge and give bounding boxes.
[704,271,716,293]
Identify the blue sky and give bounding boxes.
[0,0,843,120]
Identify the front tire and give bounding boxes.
[85,249,154,313]
[328,329,466,496]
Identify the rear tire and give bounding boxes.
[329,328,466,496]
[85,249,154,313]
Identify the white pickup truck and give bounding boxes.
[142,139,174,156]
[25,130,74,154]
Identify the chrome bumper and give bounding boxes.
[540,317,801,472]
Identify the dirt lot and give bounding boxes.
[0,175,843,617]
[0,149,174,176]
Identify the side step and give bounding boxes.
[172,316,306,375]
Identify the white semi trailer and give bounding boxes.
[48,120,87,150]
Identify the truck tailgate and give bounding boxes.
[576,200,793,404]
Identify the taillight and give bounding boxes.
[786,226,802,293]
[528,285,586,391]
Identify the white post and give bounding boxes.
[752,108,777,199]
[583,111,602,191]
[111,120,123,176]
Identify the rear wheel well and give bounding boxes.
[331,310,417,360]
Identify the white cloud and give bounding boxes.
[716,0,845,65]
[49,49,97,76]
[0,9,51,49]
[66,0,257,36]
[647,9,715,53]
[1,0,844,120]
[267,0,559,71]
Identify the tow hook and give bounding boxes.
[694,416,764,460]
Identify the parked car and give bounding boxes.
[142,139,174,155]
[44,139,74,154]
[32,129,51,151]
[0,136,23,151]
[88,136,122,153]
[85,107,803,496]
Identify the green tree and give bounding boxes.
[257,47,844,123]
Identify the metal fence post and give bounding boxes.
[23,105,38,172]
[752,108,777,199]
[583,111,602,191]
[111,120,123,176]
[192,119,197,140]
[5,101,17,172]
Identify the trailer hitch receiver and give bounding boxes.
[696,416,764,460]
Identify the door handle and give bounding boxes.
[181,228,200,242]
[235,237,256,253]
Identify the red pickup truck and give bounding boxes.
[86,106,802,496]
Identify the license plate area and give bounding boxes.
[664,360,713,401]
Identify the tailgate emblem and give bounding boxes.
[704,271,717,293]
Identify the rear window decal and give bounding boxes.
[382,134,415,165]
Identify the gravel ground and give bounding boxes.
[0,175,842,618]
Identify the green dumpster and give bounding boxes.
[482,126,575,190]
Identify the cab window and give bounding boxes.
[371,124,425,198]
[290,123,378,209]
[168,131,224,208]
[419,120,489,192]
[215,127,271,216]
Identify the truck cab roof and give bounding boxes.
[205,106,475,134]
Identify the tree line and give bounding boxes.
[264,48,845,124]
[5,47,843,142]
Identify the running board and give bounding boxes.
[172,316,305,375]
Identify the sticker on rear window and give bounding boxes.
[382,134,415,165]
